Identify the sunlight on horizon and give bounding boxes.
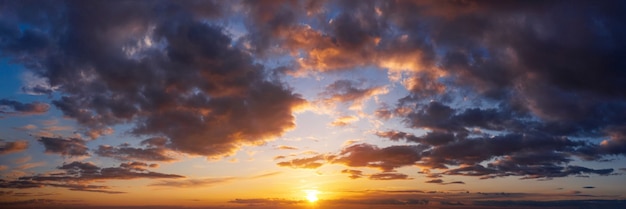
[304,189,319,203]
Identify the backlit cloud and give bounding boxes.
[38,137,89,157]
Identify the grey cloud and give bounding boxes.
[95,138,176,162]
[1,1,305,158]
[38,137,89,157]
[0,99,49,116]
[369,173,411,180]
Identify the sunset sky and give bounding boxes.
[1,0,626,208]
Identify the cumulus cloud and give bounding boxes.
[38,137,89,157]
[0,140,28,155]
[0,1,305,158]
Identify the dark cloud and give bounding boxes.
[0,160,180,193]
[95,138,176,162]
[425,179,465,185]
[425,179,443,184]
[0,99,49,116]
[0,140,28,155]
[13,161,183,189]
[38,137,89,157]
[333,143,426,172]
[0,1,305,158]
[341,169,364,179]
[369,173,411,180]
[583,186,595,189]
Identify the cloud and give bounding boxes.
[0,140,28,155]
[333,143,427,172]
[425,179,444,184]
[276,155,326,169]
[318,80,388,111]
[583,186,595,189]
[0,99,49,116]
[38,137,89,157]
[275,145,298,150]
[0,1,305,158]
[424,179,465,185]
[330,115,359,127]
[12,161,183,187]
[369,173,411,180]
[1,161,181,193]
[341,169,364,179]
[95,137,177,162]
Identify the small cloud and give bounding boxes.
[0,99,50,116]
[425,179,444,184]
[276,145,298,150]
[341,169,364,179]
[425,179,465,185]
[0,140,29,155]
[582,186,595,189]
[330,115,358,127]
[369,172,411,180]
[276,155,327,169]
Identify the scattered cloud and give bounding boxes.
[369,173,411,180]
[95,137,177,162]
[0,99,49,116]
[38,137,89,157]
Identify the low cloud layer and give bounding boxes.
[1,161,182,194]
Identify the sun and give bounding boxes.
[304,189,319,203]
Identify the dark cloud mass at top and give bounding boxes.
[1,0,626,182]
[0,0,305,157]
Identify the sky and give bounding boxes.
[1,0,626,208]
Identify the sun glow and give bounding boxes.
[304,190,319,203]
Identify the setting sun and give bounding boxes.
[304,190,319,203]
